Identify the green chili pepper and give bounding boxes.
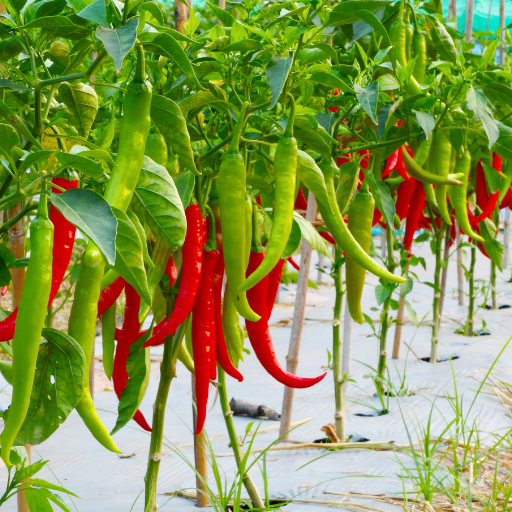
[1,188,54,467]
[346,189,375,324]
[448,150,484,242]
[336,161,359,215]
[222,282,244,364]
[178,340,194,374]
[412,31,427,83]
[239,95,297,294]
[317,158,405,284]
[431,129,453,225]
[144,132,168,167]
[218,102,260,322]
[101,302,116,380]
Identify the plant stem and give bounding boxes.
[431,224,446,363]
[217,367,264,509]
[491,261,497,309]
[466,246,476,336]
[144,319,185,511]
[332,245,344,441]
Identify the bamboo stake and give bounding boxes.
[456,222,465,306]
[8,204,30,512]
[439,228,451,317]
[332,245,344,441]
[279,195,317,441]
[175,0,190,35]
[217,367,264,509]
[380,226,387,260]
[341,300,352,395]
[464,0,475,41]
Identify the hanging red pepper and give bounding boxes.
[191,248,219,435]
[395,177,416,220]
[472,154,501,224]
[328,88,340,112]
[403,179,426,253]
[0,286,7,296]
[97,277,126,317]
[0,176,78,342]
[165,255,178,286]
[266,259,285,321]
[144,204,203,348]
[318,230,335,244]
[287,256,300,271]
[294,188,308,210]
[382,150,399,179]
[395,147,412,181]
[112,284,151,431]
[245,252,326,388]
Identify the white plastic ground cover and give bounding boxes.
[1,241,512,511]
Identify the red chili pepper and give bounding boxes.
[448,218,456,248]
[500,188,512,208]
[294,188,308,210]
[0,286,7,296]
[97,277,126,317]
[165,255,178,286]
[395,178,416,220]
[318,230,335,245]
[382,150,399,179]
[112,284,151,431]
[395,147,412,181]
[372,209,382,227]
[403,179,426,253]
[191,249,219,435]
[287,256,300,271]
[245,252,326,388]
[473,159,500,225]
[266,259,285,321]
[328,88,340,112]
[0,177,78,341]
[144,204,203,348]
[212,255,243,381]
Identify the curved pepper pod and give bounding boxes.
[112,285,151,432]
[317,160,406,284]
[144,205,203,348]
[97,276,126,317]
[245,252,326,389]
[382,150,399,179]
[346,191,375,324]
[213,256,243,382]
[473,156,501,225]
[192,250,219,435]
[401,145,464,186]
[266,259,285,321]
[395,178,416,220]
[287,257,300,271]
[0,178,78,343]
[404,180,426,253]
[431,130,453,225]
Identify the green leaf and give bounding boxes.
[127,209,152,268]
[178,90,228,117]
[292,212,333,260]
[481,163,501,194]
[376,73,400,91]
[77,0,107,27]
[95,108,115,150]
[427,17,456,65]
[0,37,24,62]
[55,152,104,178]
[266,55,293,109]
[131,156,186,251]
[58,82,98,139]
[308,71,354,93]
[96,18,138,72]
[363,171,395,226]
[111,207,151,304]
[281,220,301,259]
[296,150,332,212]
[0,99,41,149]
[139,1,164,25]
[69,145,115,165]
[22,15,75,29]
[111,332,151,435]
[479,218,503,271]
[0,256,12,287]
[220,39,264,53]
[246,174,272,195]
[20,150,54,173]
[146,34,204,90]
[205,0,235,26]
[356,81,379,124]
[150,94,198,174]
[353,10,390,47]
[0,123,19,159]
[12,460,48,484]
[27,478,78,496]
[329,1,390,25]
[493,123,512,161]
[413,110,435,140]
[25,488,53,512]
[51,189,117,265]
[375,284,391,305]
[9,329,85,446]
[173,171,194,209]
[404,299,419,326]
[0,79,31,93]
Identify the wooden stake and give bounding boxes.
[279,195,317,441]
[456,222,465,306]
[175,0,190,35]
[380,226,387,260]
[464,0,475,42]
[8,204,29,512]
[192,374,209,507]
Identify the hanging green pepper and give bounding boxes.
[218,102,260,322]
[239,95,297,295]
[431,129,453,225]
[346,188,375,324]
[1,187,54,467]
[144,132,168,167]
[101,303,116,380]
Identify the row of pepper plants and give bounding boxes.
[0,0,511,508]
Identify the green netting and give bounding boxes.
[442,0,512,33]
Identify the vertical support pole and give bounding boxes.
[465,0,475,42]
[456,222,465,306]
[175,0,190,35]
[8,204,30,512]
[279,195,317,441]
[392,261,409,360]
[448,0,457,26]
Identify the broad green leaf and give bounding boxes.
[266,55,293,109]
[111,332,151,435]
[205,0,235,26]
[220,39,264,53]
[0,37,24,61]
[480,218,503,271]
[146,24,196,44]
[363,170,395,226]
[58,82,98,139]
[0,79,31,93]
[127,208,152,268]
[296,150,332,212]
[12,460,48,484]
[77,0,107,27]
[481,163,500,194]
[353,10,390,46]
[146,34,204,90]
[376,73,400,91]
[404,299,419,326]
[69,145,115,165]
[178,90,228,116]
[281,220,301,259]
[0,99,41,149]
[308,71,354,93]
[131,156,186,251]
[139,1,164,25]
[55,152,104,178]
[51,189,117,265]
[293,212,333,260]
[22,15,75,29]
[0,123,19,158]
[328,1,390,26]
[10,329,85,446]
[294,127,330,155]
[352,7,385,42]
[427,17,456,65]
[173,171,194,208]
[493,123,512,161]
[375,284,391,305]
[246,174,272,195]
[25,488,53,512]
[0,256,11,287]
[356,81,379,124]
[27,479,78,497]
[20,150,55,173]
[96,18,138,72]
[151,94,198,174]
[111,207,151,304]
[95,108,115,150]
[413,110,435,140]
